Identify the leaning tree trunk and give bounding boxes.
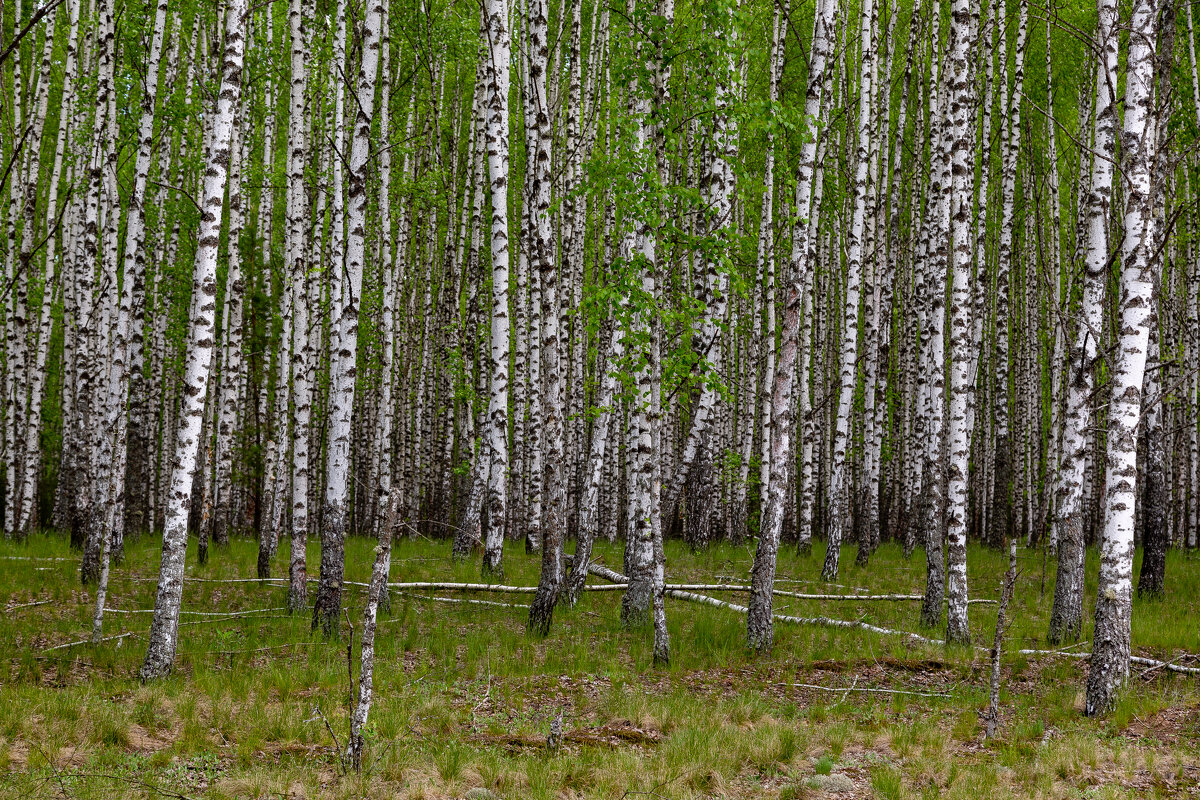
[564,320,622,604]
[346,484,395,770]
[747,0,839,652]
[1048,0,1117,645]
[139,0,248,680]
[1085,0,1156,716]
[312,0,383,638]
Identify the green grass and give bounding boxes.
[0,531,1197,798]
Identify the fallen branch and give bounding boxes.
[42,631,136,652]
[591,563,1200,674]
[127,574,996,603]
[7,599,52,610]
[670,584,996,603]
[178,614,293,628]
[1013,648,1200,676]
[773,682,952,698]
[586,563,947,647]
[0,556,72,561]
[402,593,527,609]
[103,606,287,616]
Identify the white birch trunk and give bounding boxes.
[1085,0,1156,716]
[480,0,512,578]
[139,0,248,678]
[314,0,379,637]
[748,0,839,651]
[942,0,978,645]
[823,0,876,582]
[1048,0,1117,644]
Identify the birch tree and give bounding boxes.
[748,0,839,652]
[480,0,513,579]
[1085,0,1158,717]
[527,0,567,634]
[312,0,383,638]
[1048,0,1118,644]
[942,0,978,646]
[140,0,249,679]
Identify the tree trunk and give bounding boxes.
[1085,0,1156,716]
[942,0,978,646]
[748,0,839,652]
[139,0,249,679]
[1048,0,1117,645]
[480,0,513,579]
[527,0,567,635]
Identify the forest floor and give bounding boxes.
[0,532,1198,799]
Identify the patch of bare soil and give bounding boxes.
[5,739,29,770]
[4,740,91,772]
[1123,703,1200,747]
[470,719,662,753]
[125,722,175,753]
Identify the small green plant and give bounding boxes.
[437,741,465,782]
[815,755,835,775]
[780,784,809,800]
[871,766,903,800]
[776,727,799,764]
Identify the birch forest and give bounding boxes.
[2,0,1200,791]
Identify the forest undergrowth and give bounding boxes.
[1,534,1198,799]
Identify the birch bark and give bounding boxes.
[1048,0,1117,644]
[748,0,839,651]
[314,0,381,638]
[480,0,513,578]
[286,0,312,615]
[140,0,249,678]
[1086,0,1157,715]
[824,0,876,582]
[527,0,567,634]
[942,0,978,645]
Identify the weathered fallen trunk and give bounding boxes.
[587,563,1200,676]
[138,574,996,602]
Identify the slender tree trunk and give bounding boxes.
[1085,0,1156,716]
[139,0,249,679]
[748,0,839,652]
[313,0,381,638]
[824,0,876,582]
[286,0,312,615]
[1048,0,1117,644]
[565,320,622,604]
[346,491,394,770]
[942,0,978,645]
[527,0,567,635]
[480,0,513,578]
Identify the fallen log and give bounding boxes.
[772,682,953,699]
[589,563,1200,675]
[1014,648,1200,676]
